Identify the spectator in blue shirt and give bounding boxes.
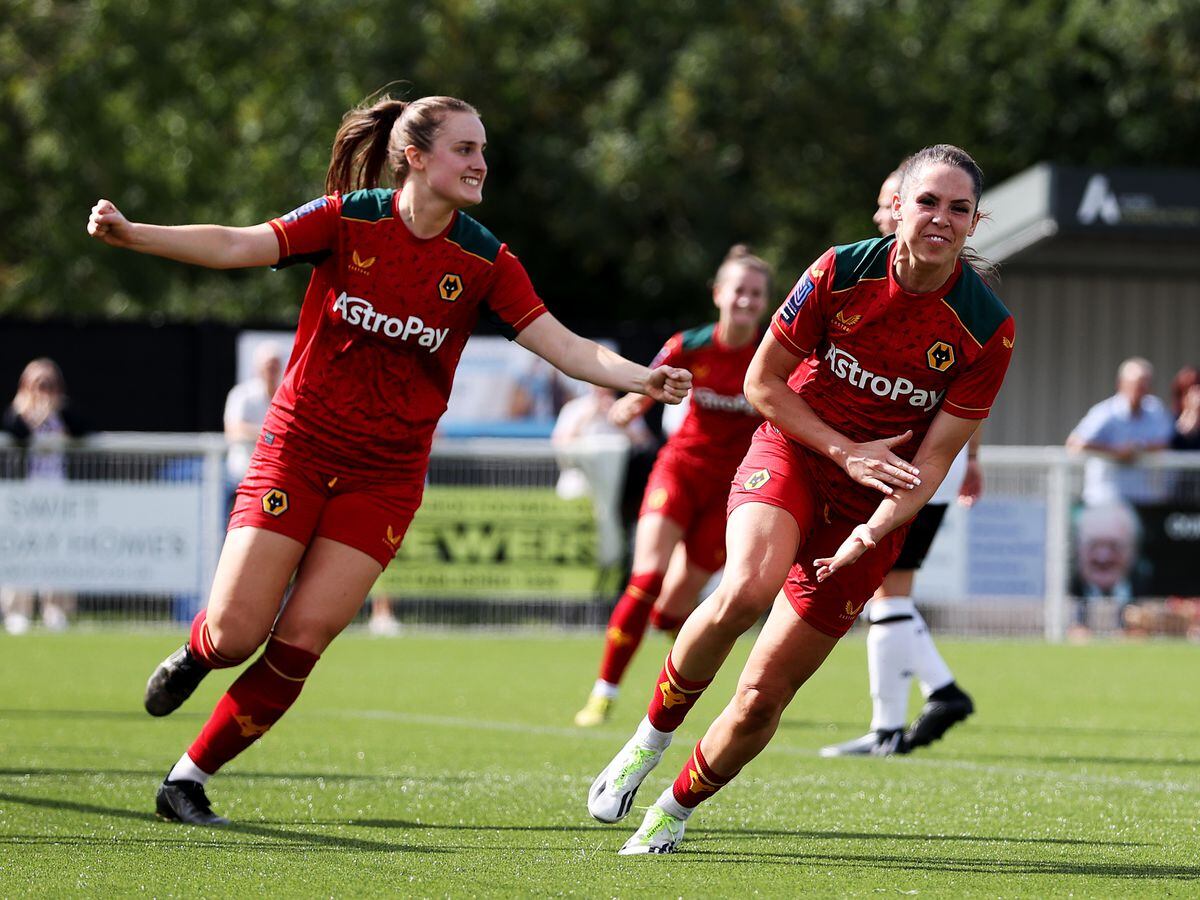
[1067,357,1175,506]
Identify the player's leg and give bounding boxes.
[620,595,838,854]
[153,526,308,824]
[575,511,683,727]
[820,567,917,756]
[587,501,801,823]
[145,526,306,717]
[649,545,714,635]
[159,537,383,825]
[648,497,729,635]
[147,455,327,718]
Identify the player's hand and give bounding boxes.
[814,524,877,582]
[842,431,920,495]
[644,366,692,405]
[87,199,136,248]
[957,458,983,507]
[609,393,647,427]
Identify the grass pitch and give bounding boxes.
[1,628,1198,897]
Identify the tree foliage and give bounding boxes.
[3,0,1198,323]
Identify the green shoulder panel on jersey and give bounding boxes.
[446,213,502,264]
[943,265,1012,347]
[341,189,395,222]
[680,323,717,351]
[830,236,893,292]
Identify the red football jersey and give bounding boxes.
[263,190,547,475]
[770,236,1014,520]
[651,323,763,477]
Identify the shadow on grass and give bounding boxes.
[0,707,205,722]
[0,790,444,854]
[330,819,1145,848]
[671,843,1200,880]
[0,767,480,784]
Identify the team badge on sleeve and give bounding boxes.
[743,469,771,490]
[778,276,815,325]
[926,341,956,373]
[280,197,329,223]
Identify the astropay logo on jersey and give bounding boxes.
[824,343,944,410]
[332,293,449,352]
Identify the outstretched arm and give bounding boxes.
[815,410,980,581]
[515,314,691,405]
[87,199,280,269]
[746,331,921,495]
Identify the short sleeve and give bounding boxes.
[769,248,837,360]
[480,247,548,340]
[1069,401,1112,444]
[942,316,1016,419]
[269,195,341,269]
[649,333,685,370]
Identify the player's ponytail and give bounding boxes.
[325,90,479,196]
[715,243,774,295]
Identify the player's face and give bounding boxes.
[894,163,980,267]
[873,174,901,236]
[713,264,770,329]
[421,112,488,208]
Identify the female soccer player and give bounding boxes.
[587,144,1015,854]
[819,166,981,758]
[87,91,691,826]
[573,246,771,727]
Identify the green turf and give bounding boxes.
[1,629,1198,897]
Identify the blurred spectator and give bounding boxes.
[1067,357,1175,506]
[223,341,285,499]
[1170,365,1200,451]
[1,358,89,634]
[552,385,654,500]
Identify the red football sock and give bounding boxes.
[646,652,712,732]
[597,571,664,685]
[188,609,246,669]
[187,636,319,775]
[671,742,734,809]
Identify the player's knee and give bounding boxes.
[204,610,263,664]
[708,576,775,633]
[731,684,786,734]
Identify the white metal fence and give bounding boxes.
[2,433,1198,639]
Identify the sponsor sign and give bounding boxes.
[372,486,601,600]
[0,482,204,592]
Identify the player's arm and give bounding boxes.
[745,331,920,494]
[815,410,979,581]
[516,313,692,405]
[609,393,655,427]
[959,425,984,506]
[87,199,280,269]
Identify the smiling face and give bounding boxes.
[713,262,770,332]
[894,162,981,270]
[410,111,488,209]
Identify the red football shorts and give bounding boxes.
[228,445,425,569]
[727,425,910,638]
[639,448,732,573]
